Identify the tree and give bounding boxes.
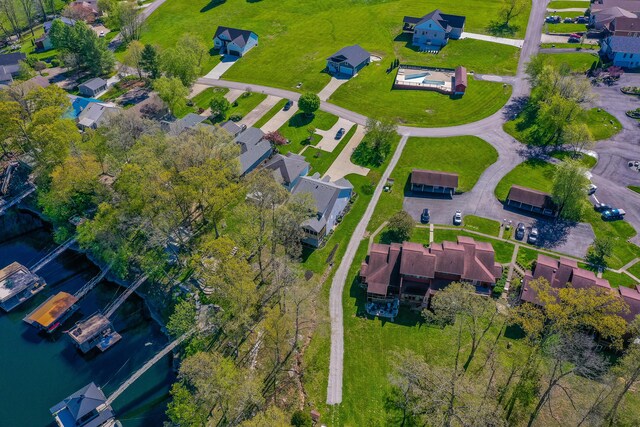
[154,76,188,116]
[0,0,22,39]
[239,406,289,427]
[17,0,37,37]
[499,0,526,27]
[386,211,414,242]
[160,34,207,87]
[140,44,160,79]
[291,410,313,427]
[122,40,144,78]
[178,33,208,68]
[209,94,230,119]
[353,118,397,166]
[562,122,594,155]
[587,236,613,267]
[264,130,287,145]
[167,299,196,337]
[50,20,114,76]
[298,92,320,117]
[116,1,143,43]
[551,159,589,220]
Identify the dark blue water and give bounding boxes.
[0,216,175,426]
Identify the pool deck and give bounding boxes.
[394,66,454,93]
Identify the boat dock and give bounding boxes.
[50,382,116,427]
[0,262,46,312]
[67,314,121,354]
[23,292,78,333]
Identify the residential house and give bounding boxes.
[35,17,76,51]
[162,113,210,135]
[360,236,502,309]
[78,77,107,97]
[219,119,244,137]
[235,127,273,176]
[506,185,557,217]
[49,382,115,427]
[601,35,640,68]
[264,153,310,191]
[609,16,640,36]
[591,6,637,30]
[77,102,120,130]
[403,9,466,50]
[410,169,459,195]
[66,1,99,23]
[291,174,353,247]
[590,0,640,28]
[520,254,640,322]
[213,26,258,57]
[326,44,371,77]
[0,52,26,85]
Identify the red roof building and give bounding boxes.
[360,236,502,309]
[411,169,459,195]
[454,65,467,94]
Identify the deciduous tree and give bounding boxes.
[122,40,144,78]
[298,92,320,117]
[154,76,189,116]
[551,159,589,220]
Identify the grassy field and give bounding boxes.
[538,52,598,72]
[494,159,557,201]
[547,0,590,9]
[545,22,588,33]
[629,186,640,194]
[252,99,287,128]
[463,215,501,236]
[602,269,639,288]
[277,111,338,155]
[303,125,357,176]
[432,228,515,263]
[627,261,640,279]
[191,87,229,109]
[366,136,498,232]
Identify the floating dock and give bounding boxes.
[0,262,46,312]
[50,382,115,427]
[67,314,121,354]
[23,292,79,333]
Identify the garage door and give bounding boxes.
[228,49,242,56]
[339,66,353,76]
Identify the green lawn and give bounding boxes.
[629,186,640,195]
[545,23,588,33]
[602,269,639,288]
[494,159,557,201]
[253,99,287,129]
[226,92,267,120]
[538,52,598,72]
[463,215,501,237]
[19,26,59,62]
[303,125,357,176]
[367,136,498,232]
[191,87,229,110]
[277,111,338,155]
[550,151,597,169]
[140,0,529,94]
[540,43,597,50]
[547,1,590,9]
[432,228,515,263]
[627,261,640,279]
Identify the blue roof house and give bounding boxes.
[326,45,371,77]
[213,26,258,57]
[600,35,640,68]
[403,9,466,50]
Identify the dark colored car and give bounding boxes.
[568,37,580,43]
[576,16,588,23]
[421,208,430,223]
[335,128,346,139]
[283,100,293,111]
[515,223,526,240]
[602,209,626,221]
[594,202,612,212]
[563,17,574,23]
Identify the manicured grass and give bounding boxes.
[140,0,530,95]
[226,92,267,120]
[538,52,598,72]
[432,228,515,263]
[627,261,640,279]
[516,246,555,269]
[494,159,557,201]
[629,186,640,194]
[545,22,588,33]
[547,1,590,10]
[463,215,501,237]
[602,269,639,288]
[540,43,597,50]
[367,136,498,232]
[583,208,640,270]
[277,111,338,155]
[550,151,597,169]
[303,125,357,176]
[191,87,229,110]
[18,26,60,63]
[253,99,287,129]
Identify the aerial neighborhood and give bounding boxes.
[1,0,640,426]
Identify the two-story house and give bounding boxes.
[403,9,466,50]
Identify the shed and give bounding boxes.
[506,185,557,216]
[411,169,459,194]
[50,382,115,427]
[0,262,45,312]
[78,77,107,97]
[454,66,467,94]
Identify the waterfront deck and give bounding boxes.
[24,292,79,333]
[0,262,46,312]
[68,314,120,353]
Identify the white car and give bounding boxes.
[588,184,597,195]
[453,210,462,225]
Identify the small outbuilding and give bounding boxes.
[411,169,459,195]
[454,66,467,95]
[506,185,557,217]
[78,77,107,97]
[213,26,258,57]
[326,45,371,77]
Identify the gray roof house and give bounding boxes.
[291,173,353,247]
[219,119,244,137]
[78,77,107,97]
[77,102,120,130]
[213,26,258,57]
[601,35,640,68]
[326,45,371,77]
[264,152,310,191]
[235,127,273,176]
[163,113,212,135]
[49,382,115,427]
[403,9,466,50]
[0,52,27,84]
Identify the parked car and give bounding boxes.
[568,36,581,43]
[528,227,539,245]
[545,16,561,23]
[515,223,526,240]
[453,210,462,225]
[570,33,582,39]
[335,128,346,140]
[576,16,588,23]
[564,17,574,23]
[602,209,626,221]
[594,202,612,212]
[99,31,105,37]
[587,184,597,195]
[283,100,293,111]
[421,208,430,224]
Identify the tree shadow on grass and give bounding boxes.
[486,21,520,37]
[287,112,314,128]
[201,0,226,13]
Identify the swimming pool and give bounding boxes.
[423,79,445,86]
[64,95,105,119]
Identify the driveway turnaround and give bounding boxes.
[460,32,524,48]
[323,125,370,180]
[239,95,281,127]
[203,56,239,80]
[318,77,350,101]
[316,118,356,152]
[260,104,299,133]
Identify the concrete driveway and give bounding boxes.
[260,104,298,133]
[316,118,355,152]
[203,56,239,79]
[239,95,281,127]
[323,125,370,180]
[318,76,350,101]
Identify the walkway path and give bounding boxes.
[239,95,281,127]
[460,32,524,48]
[323,125,370,180]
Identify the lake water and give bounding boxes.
[0,213,175,426]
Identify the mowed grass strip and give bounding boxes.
[463,215,502,236]
[432,228,515,263]
[537,52,598,72]
[277,111,338,155]
[545,22,588,33]
[367,136,498,232]
[303,125,357,176]
[547,1,590,9]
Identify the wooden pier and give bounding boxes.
[30,237,77,273]
[0,185,36,215]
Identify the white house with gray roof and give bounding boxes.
[326,45,371,77]
[264,153,309,191]
[403,9,466,50]
[213,26,258,57]
[77,102,120,130]
[235,127,273,176]
[0,52,27,84]
[291,173,353,247]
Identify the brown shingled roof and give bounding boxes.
[455,66,467,88]
[411,169,459,188]
[507,185,556,210]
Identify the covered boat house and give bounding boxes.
[0,262,46,312]
[24,292,79,333]
[50,382,115,427]
[67,313,121,353]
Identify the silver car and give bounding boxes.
[453,210,462,225]
[528,227,539,244]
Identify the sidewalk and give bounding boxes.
[460,32,524,48]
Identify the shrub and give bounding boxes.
[229,114,243,122]
[264,130,287,145]
[50,59,61,67]
[291,410,312,427]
